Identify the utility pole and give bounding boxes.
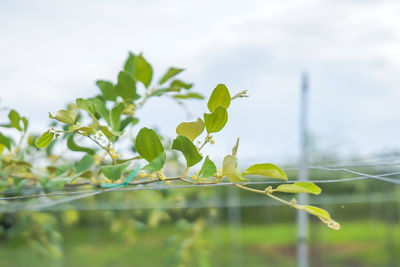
[297,72,309,267]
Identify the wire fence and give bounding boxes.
[0,157,399,212]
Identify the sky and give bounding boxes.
[1,0,400,164]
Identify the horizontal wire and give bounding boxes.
[29,193,400,212]
[4,158,400,196]
[284,160,400,171]
[1,169,400,204]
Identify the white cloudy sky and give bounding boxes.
[1,0,400,164]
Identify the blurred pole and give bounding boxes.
[228,186,242,267]
[297,72,309,267]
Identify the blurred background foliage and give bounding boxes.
[0,52,399,267]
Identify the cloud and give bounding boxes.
[1,0,399,162]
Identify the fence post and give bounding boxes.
[297,72,309,267]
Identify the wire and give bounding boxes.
[4,157,400,197]
[1,169,399,203]
[23,193,400,212]
[284,160,400,171]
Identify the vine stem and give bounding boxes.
[179,167,189,181]
[84,134,116,165]
[234,183,295,207]
[52,128,117,165]
[15,130,27,158]
[234,183,264,194]
[66,175,193,188]
[198,134,211,151]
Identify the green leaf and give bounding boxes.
[159,67,184,85]
[76,98,100,128]
[169,80,193,91]
[297,205,340,230]
[67,134,95,154]
[115,71,139,101]
[76,98,96,115]
[45,139,57,156]
[222,155,248,183]
[173,93,204,99]
[171,135,203,167]
[49,110,76,125]
[90,97,110,124]
[123,52,135,72]
[21,117,28,132]
[120,117,138,131]
[35,132,54,148]
[204,106,228,133]
[110,103,125,131]
[101,162,129,181]
[207,84,231,112]
[96,80,116,101]
[149,89,169,97]
[274,182,321,195]
[8,109,21,131]
[135,127,164,163]
[242,163,287,180]
[100,126,122,140]
[198,156,217,178]
[0,132,12,150]
[75,154,94,173]
[142,151,166,172]
[176,118,205,142]
[124,52,153,88]
[68,125,95,135]
[116,155,142,164]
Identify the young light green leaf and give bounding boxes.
[0,132,12,150]
[67,134,95,154]
[135,127,164,163]
[8,109,22,131]
[297,205,340,230]
[207,84,231,112]
[101,162,129,181]
[128,53,153,88]
[242,163,287,180]
[75,154,94,173]
[176,118,205,142]
[142,151,166,172]
[198,156,217,178]
[110,103,125,131]
[222,155,248,183]
[159,67,184,85]
[274,182,321,195]
[49,110,76,125]
[173,93,204,99]
[96,80,116,101]
[204,106,228,133]
[115,71,139,101]
[35,132,54,148]
[171,135,203,167]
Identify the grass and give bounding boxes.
[0,220,399,267]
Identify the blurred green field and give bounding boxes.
[0,219,399,267]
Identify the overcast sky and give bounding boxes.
[1,0,400,164]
